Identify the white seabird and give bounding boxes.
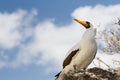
[55,19,97,80]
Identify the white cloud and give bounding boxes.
[72,4,120,30]
[0,9,37,68]
[0,9,37,49]
[0,10,22,49]
[0,4,120,71]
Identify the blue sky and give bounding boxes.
[1,0,120,24]
[0,0,120,80]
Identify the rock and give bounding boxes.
[65,67,120,80]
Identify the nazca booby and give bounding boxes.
[55,19,97,80]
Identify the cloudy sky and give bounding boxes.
[0,0,120,80]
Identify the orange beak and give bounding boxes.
[74,18,88,27]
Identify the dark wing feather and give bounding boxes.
[63,49,79,68]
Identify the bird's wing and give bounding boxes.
[63,49,79,68]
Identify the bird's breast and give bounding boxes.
[71,39,97,70]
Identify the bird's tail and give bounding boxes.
[55,71,66,80]
[55,71,61,80]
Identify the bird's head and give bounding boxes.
[74,18,96,38]
[74,18,95,29]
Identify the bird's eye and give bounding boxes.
[86,21,90,28]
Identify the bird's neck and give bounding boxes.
[79,29,96,51]
[79,28,96,46]
[83,28,96,39]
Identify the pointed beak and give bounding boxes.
[74,18,88,27]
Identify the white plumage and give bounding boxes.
[55,19,97,80]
